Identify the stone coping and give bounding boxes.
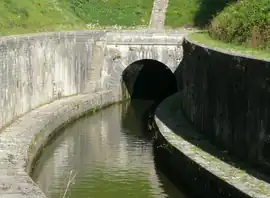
[154,92,270,198]
[0,29,194,44]
[0,91,119,198]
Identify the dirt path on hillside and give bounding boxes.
[149,0,169,30]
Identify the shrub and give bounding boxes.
[209,0,270,48]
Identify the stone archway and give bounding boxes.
[122,59,177,101]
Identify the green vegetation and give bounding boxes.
[69,0,153,26]
[0,0,153,36]
[165,0,235,28]
[209,0,270,49]
[0,0,82,35]
[66,169,155,198]
[166,0,269,57]
[188,32,270,60]
[165,0,199,28]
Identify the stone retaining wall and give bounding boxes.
[0,30,185,132]
[0,91,118,197]
[154,92,270,198]
[0,31,107,131]
[178,37,270,173]
[0,30,186,197]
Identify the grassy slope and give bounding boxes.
[0,0,153,36]
[165,0,199,28]
[209,0,270,49]
[71,0,153,26]
[166,0,269,57]
[188,32,270,60]
[0,0,83,35]
[165,0,232,28]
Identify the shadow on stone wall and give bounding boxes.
[153,93,270,198]
[122,59,177,101]
[179,37,270,176]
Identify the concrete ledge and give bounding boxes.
[105,31,188,45]
[154,92,270,198]
[0,91,119,198]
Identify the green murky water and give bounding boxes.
[32,100,187,198]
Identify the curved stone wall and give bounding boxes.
[0,91,118,197]
[0,31,107,131]
[179,37,270,173]
[0,30,184,132]
[154,92,270,198]
[0,30,185,197]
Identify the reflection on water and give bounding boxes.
[32,100,187,198]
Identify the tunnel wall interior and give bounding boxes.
[122,59,177,101]
[179,37,270,173]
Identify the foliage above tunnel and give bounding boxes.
[68,0,153,26]
[166,0,269,51]
[0,0,153,36]
[165,0,236,28]
[209,0,270,49]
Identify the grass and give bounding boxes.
[0,0,83,36]
[188,32,270,60]
[165,0,233,28]
[69,0,153,27]
[165,0,270,58]
[165,0,199,28]
[209,0,270,49]
[0,0,154,36]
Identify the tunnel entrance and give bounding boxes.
[122,59,177,101]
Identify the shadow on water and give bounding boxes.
[121,58,178,141]
[153,131,197,198]
[155,168,188,198]
[153,92,270,198]
[30,59,191,198]
[31,99,188,198]
[121,99,156,141]
[122,100,194,198]
[122,101,188,198]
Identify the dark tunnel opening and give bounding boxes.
[122,59,177,101]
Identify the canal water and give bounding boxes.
[32,100,187,198]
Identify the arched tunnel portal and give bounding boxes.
[122,59,177,101]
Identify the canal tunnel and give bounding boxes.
[122,59,177,101]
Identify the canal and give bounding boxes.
[31,100,187,198]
